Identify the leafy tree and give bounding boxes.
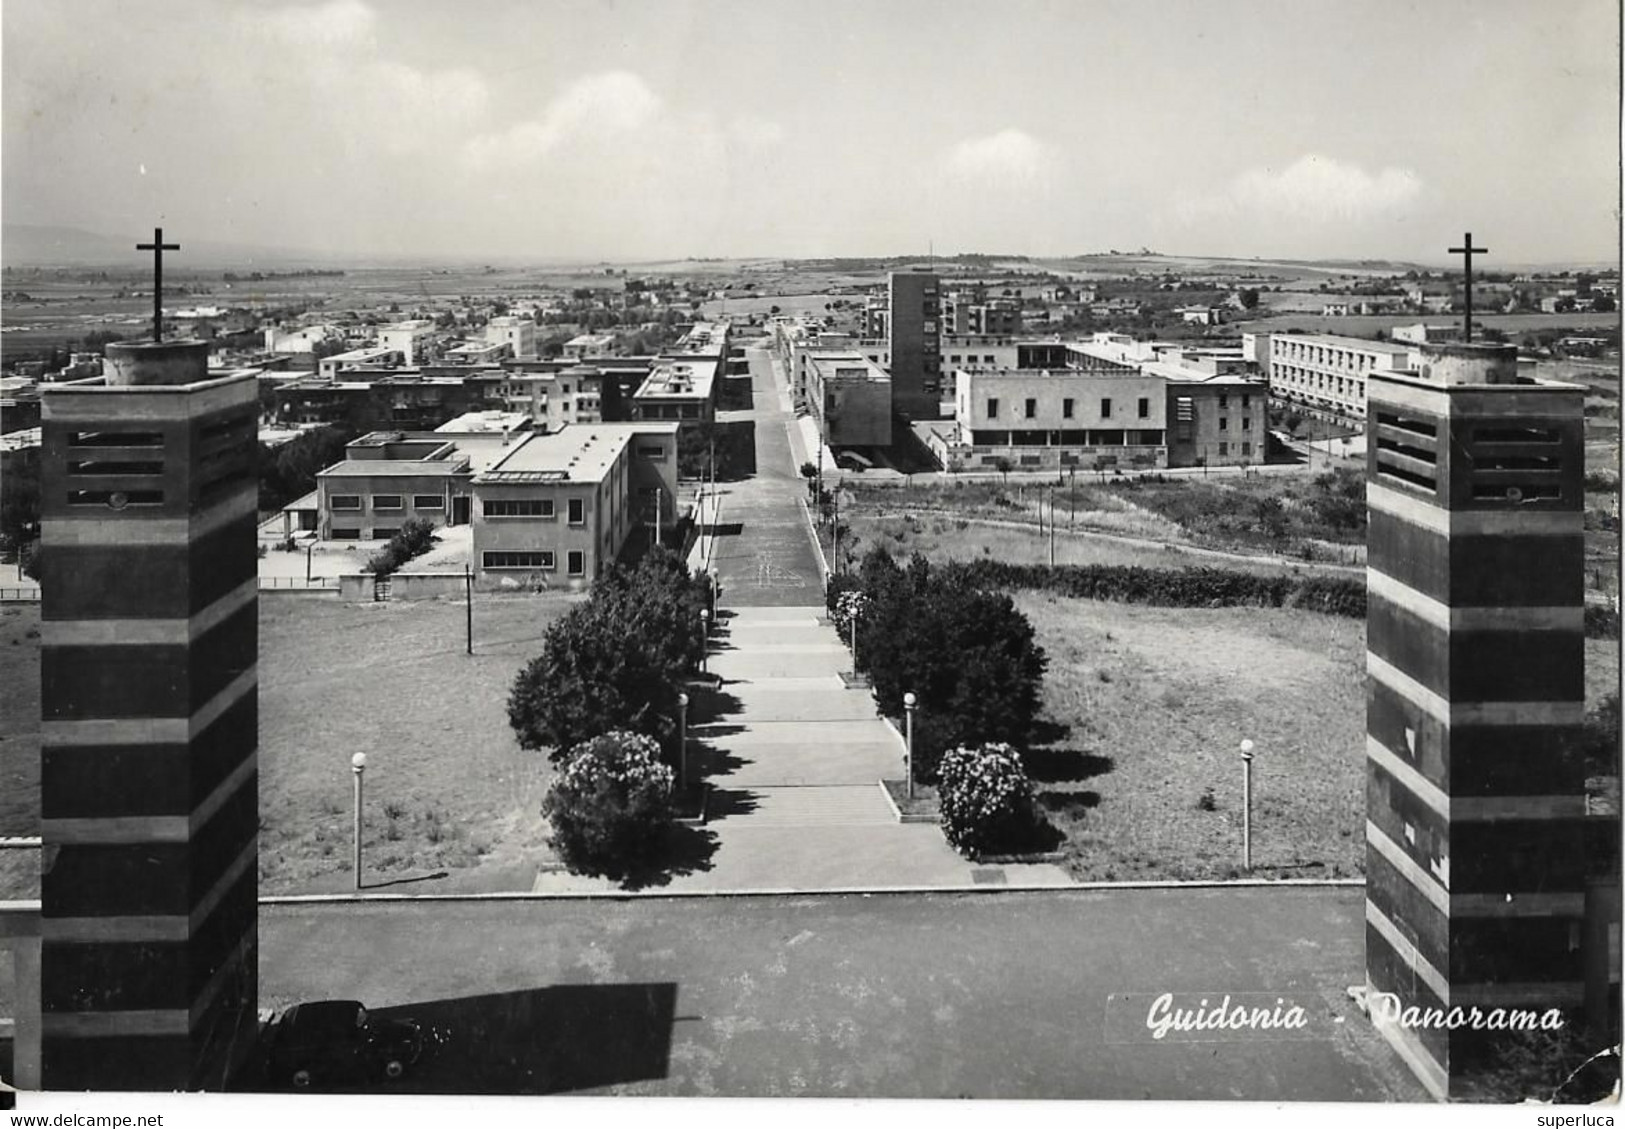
[993,456,1012,487]
[853,550,1048,780]
[366,517,440,577]
[259,426,355,513]
[0,455,40,552]
[1594,294,1617,314]
[1239,288,1261,310]
[508,548,707,759]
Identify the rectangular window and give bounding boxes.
[1137,397,1150,418]
[1241,442,1252,456]
[1218,442,1229,457]
[372,494,403,511]
[1241,417,1252,430]
[483,498,555,518]
[1242,395,1251,408]
[568,498,586,525]
[413,495,444,510]
[567,550,586,576]
[637,445,666,458]
[1219,418,1229,431]
[987,398,999,419]
[331,527,361,541]
[1024,398,1037,419]
[483,550,555,570]
[330,494,362,511]
[1100,398,1112,419]
[1062,398,1074,419]
[1218,394,1229,408]
[984,355,995,364]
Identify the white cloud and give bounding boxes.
[1177,154,1424,226]
[945,129,1057,191]
[250,0,378,50]
[462,71,664,171]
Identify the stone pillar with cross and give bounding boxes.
[1448,233,1487,342]
[36,229,260,1090]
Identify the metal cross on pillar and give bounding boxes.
[1447,232,1488,342]
[136,227,180,342]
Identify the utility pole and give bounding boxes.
[464,564,473,656]
[1048,485,1056,567]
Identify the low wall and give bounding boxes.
[338,571,469,600]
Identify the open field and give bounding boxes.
[839,511,1329,577]
[1014,594,1622,883]
[0,593,581,898]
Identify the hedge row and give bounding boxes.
[938,560,1367,618]
[933,559,1622,639]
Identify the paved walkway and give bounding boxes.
[532,604,1072,891]
[534,350,1073,892]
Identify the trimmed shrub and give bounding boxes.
[541,730,674,878]
[937,743,1037,859]
[367,517,440,577]
[1584,604,1620,640]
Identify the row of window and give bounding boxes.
[985,396,1153,421]
[483,550,585,575]
[483,497,586,523]
[330,494,443,512]
[948,355,1001,365]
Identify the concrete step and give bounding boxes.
[708,785,895,828]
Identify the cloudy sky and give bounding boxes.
[3,0,1618,264]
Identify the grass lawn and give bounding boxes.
[1012,593,1622,883]
[0,594,580,898]
[256,593,577,893]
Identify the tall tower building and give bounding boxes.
[887,271,941,419]
[1363,342,1588,1097]
[38,340,260,1090]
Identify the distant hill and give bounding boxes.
[0,223,354,268]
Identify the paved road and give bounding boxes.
[707,347,826,607]
[254,887,1424,1101]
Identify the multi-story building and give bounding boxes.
[944,367,1169,471]
[268,370,509,432]
[318,346,403,380]
[377,320,436,365]
[631,356,717,427]
[443,341,511,366]
[315,433,475,540]
[1268,333,1414,421]
[806,352,892,447]
[564,333,619,359]
[471,421,681,588]
[486,315,537,361]
[887,271,941,419]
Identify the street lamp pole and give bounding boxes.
[699,609,710,677]
[350,752,368,890]
[904,691,918,801]
[676,692,689,792]
[305,542,313,584]
[1239,739,1255,871]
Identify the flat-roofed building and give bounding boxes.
[564,333,619,359]
[1156,368,1268,468]
[486,315,537,360]
[318,346,403,380]
[887,271,942,419]
[672,321,730,361]
[315,432,474,540]
[945,367,1169,471]
[806,352,892,447]
[1268,333,1413,421]
[444,340,511,366]
[632,356,717,426]
[378,320,436,365]
[472,421,681,588]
